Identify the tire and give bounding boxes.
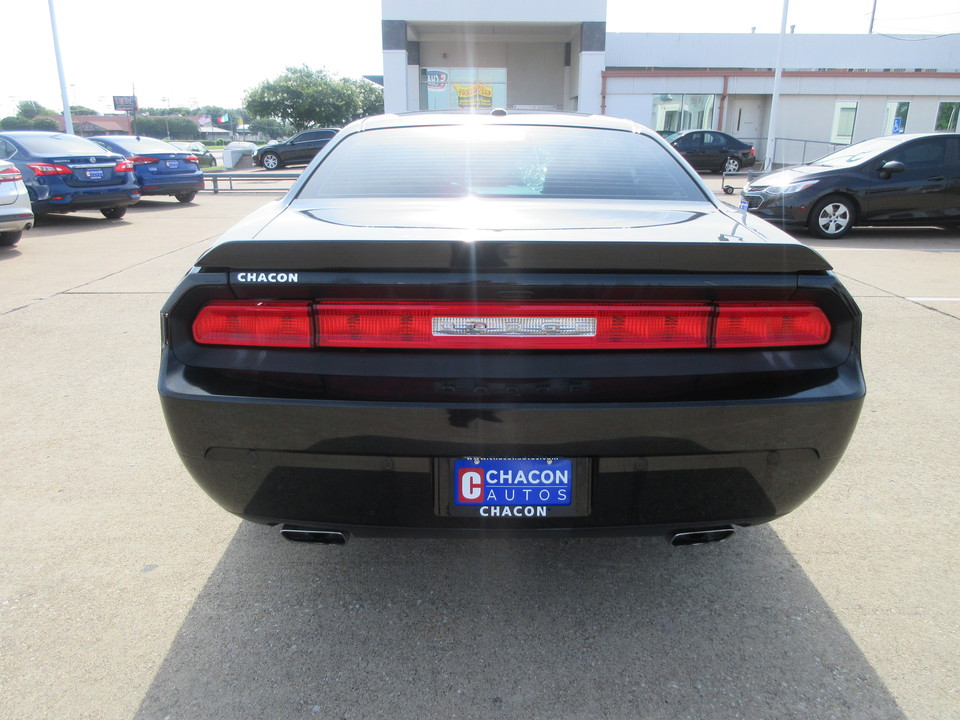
[807,195,855,239]
[0,230,22,247]
[101,206,127,220]
[723,156,742,173]
[175,192,197,203]
[261,152,281,170]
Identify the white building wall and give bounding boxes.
[606,33,960,71]
[383,0,605,22]
[383,50,409,115]
[578,52,606,114]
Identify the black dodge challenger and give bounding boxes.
[159,111,865,545]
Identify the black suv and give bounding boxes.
[253,129,338,170]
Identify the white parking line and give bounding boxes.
[907,297,960,302]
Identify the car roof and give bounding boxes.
[346,110,651,135]
[0,131,75,138]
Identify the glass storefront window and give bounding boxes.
[651,94,716,134]
[935,102,959,132]
[421,68,508,111]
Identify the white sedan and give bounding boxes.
[0,159,34,247]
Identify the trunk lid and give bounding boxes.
[197,198,832,274]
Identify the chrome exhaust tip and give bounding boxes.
[670,526,735,546]
[280,526,349,545]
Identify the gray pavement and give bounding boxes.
[0,190,957,719]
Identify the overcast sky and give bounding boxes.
[5,0,959,118]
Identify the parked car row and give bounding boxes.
[0,131,209,246]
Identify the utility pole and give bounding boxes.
[763,0,789,171]
[48,0,73,134]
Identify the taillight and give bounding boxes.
[128,156,158,166]
[315,302,711,349]
[714,304,830,348]
[115,160,135,172]
[185,154,199,164]
[27,162,72,177]
[0,167,23,182]
[749,147,756,157]
[193,302,313,347]
[191,301,831,350]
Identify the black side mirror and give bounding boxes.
[878,160,905,179]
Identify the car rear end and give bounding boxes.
[159,115,865,540]
[4,132,141,214]
[0,160,34,245]
[90,136,204,199]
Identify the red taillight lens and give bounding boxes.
[185,154,199,164]
[715,304,830,348]
[749,147,756,157]
[115,160,135,172]
[27,162,72,177]
[193,302,313,347]
[316,302,711,349]
[0,167,23,182]
[190,301,830,350]
[129,155,158,166]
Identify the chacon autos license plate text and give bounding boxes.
[450,457,578,518]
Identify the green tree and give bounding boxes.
[244,66,383,131]
[1,116,33,130]
[17,100,55,119]
[70,105,98,116]
[32,117,60,131]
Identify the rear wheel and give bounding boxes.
[101,206,127,220]
[0,230,22,247]
[807,195,855,239]
[261,152,281,170]
[175,192,197,203]
[723,156,742,173]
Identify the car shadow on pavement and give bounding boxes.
[133,523,906,720]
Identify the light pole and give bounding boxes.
[48,0,73,134]
[763,0,789,172]
[161,97,170,139]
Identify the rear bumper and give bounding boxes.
[0,208,33,232]
[159,351,864,536]
[137,175,204,196]
[32,185,140,213]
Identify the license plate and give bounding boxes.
[165,160,179,168]
[85,168,104,180]
[739,198,749,210]
[449,457,575,518]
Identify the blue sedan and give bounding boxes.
[89,135,205,203]
[0,131,141,219]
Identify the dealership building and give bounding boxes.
[381,0,960,162]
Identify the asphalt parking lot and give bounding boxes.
[1,184,958,720]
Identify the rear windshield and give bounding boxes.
[298,125,705,201]
[103,137,180,154]
[13,134,111,156]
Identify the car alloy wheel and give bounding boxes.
[808,195,855,239]
[261,152,281,170]
[723,156,741,173]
